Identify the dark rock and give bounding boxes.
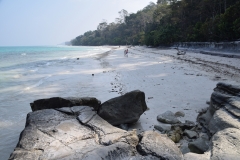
[98,90,147,125]
[157,111,181,124]
[30,97,101,111]
[214,82,240,96]
[210,128,240,159]
[77,58,79,60]
[188,138,209,154]
[183,130,198,139]
[173,120,196,131]
[154,123,171,133]
[180,141,190,154]
[175,111,185,117]
[137,131,183,160]
[118,124,128,131]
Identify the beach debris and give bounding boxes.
[98,90,147,125]
[174,111,185,117]
[148,97,153,99]
[196,73,202,76]
[157,111,181,124]
[177,50,186,55]
[184,73,194,75]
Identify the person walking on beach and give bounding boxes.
[124,49,128,57]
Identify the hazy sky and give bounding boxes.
[0,0,154,46]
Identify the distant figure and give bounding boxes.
[124,49,128,57]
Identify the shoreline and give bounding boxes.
[6,45,240,159]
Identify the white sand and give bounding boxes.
[98,46,240,133]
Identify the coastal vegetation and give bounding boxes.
[70,0,240,46]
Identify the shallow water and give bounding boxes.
[0,46,112,159]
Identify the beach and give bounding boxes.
[1,46,240,159]
[98,46,240,132]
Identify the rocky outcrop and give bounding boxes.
[9,106,139,159]
[198,82,240,135]
[30,97,101,111]
[10,92,183,159]
[98,90,147,125]
[210,128,240,159]
[190,82,240,159]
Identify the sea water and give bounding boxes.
[0,46,110,159]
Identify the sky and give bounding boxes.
[0,0,155,46]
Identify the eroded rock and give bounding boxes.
[210,128,240,160]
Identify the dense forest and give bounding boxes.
[70,0,240,46]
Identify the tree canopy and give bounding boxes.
[71,0,240,46]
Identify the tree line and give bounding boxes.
[70,0,240,47]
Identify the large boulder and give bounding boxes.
[210,128,240,160]
[137,131,183,160]
[98,90,147,125]
[30,97,101,111]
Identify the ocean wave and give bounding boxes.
[0,120,14,128]
[21,53,26,56]
[24,75,52,90]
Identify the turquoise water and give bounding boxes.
[0,45,110,159]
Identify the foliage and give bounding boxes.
[71,0,240,46]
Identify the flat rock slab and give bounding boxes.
[137,131,183,160]
[98,90,147,125]
[30,97,101,111]
[157,111,181,124]
[210,128,240,160]
[9,106,139,160]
